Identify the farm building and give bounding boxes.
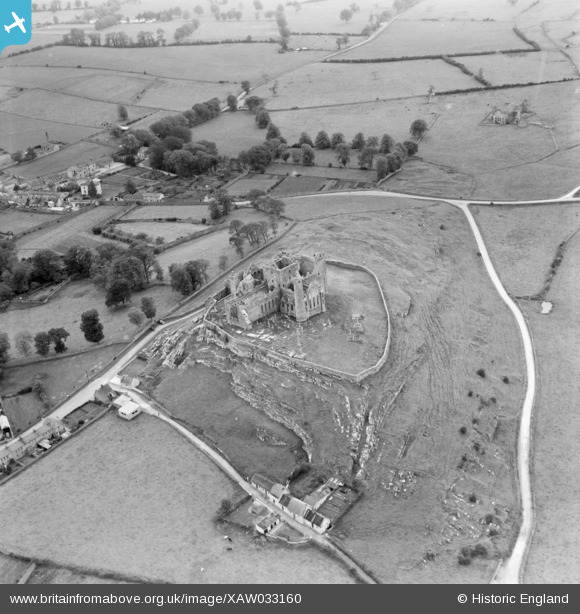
[223,252,327,330]
[142,193,164,203]
[256,513,281,535]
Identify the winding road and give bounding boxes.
[3,186,580,584]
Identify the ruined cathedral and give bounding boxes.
[223,252,327,330]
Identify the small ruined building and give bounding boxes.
[485,99,532,126]
[224,252,327,330]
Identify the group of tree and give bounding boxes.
[275,5,291,51]
[127,296,156,327]
[169,260,209,296]
[210,4,243,21]
[32,1,89,10]
[10,147,38,164]
[208,188,235,220]
[0,243,67,302]
[174,19,200,43]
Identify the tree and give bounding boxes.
[80,309,104,343]
[32,249,62,283]
[87,180,98,199]
[227,94,238,112]
[340,8,353,22]
[218,254,229,272]
[298,132,314,147]
[140,296,156,320]
[24,147,37,162]
[266,123,281,141]
[34,331,51,357]
[230,235,245,258]
[169,265,193,295]
[48,327,70,353]
[10,150,23,163]
[330,132,345,149]
[105,278,132,308]
[213,188,235,217]
[385,153,400,173]
[351,132,366,149]
[410,118,428,139]
[15,331,34,357]
[376,156,389,181]
[403,140,419,156]
[255,108,271,129]
[0,283,13,302]
[118,104,128,122]
[0,332,10,366]
[131,243,158,285]
[379,133,395,154]
[108,255,146,290]
[335,143,351,167]
[301,143,315,166]
[245,95,263,112]
[268,215,279,237]
[63,245,93,278]
[229,219,244,237]
[358,146,376,169]
[246,144,272,172]
[315,130,331,149]
[125,178,137,194]
[241,80,251,94]
[128,308,145,327]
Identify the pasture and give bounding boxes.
[475,203,580,583]
[189,111,265,157]
[2,44,328,85]
[460,51,577,86]
[338,20,528,60]
[0,90,150,129]
[14,205,123,256]
[0,113,98,155]
[0,412,354,583]
[401,0,522,21]
[153,364,305,482]
[9,141,117,179]
[268,97,424,148]
[256,59,481,110]
[1,344,121,408]
[116,221,206,242]
[0,208,56,235]
[0,280,177,356]
[227,173,282,197]
[122,204,208,220]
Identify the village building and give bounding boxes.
[0,418,68,469]
[143,192,164,203]
[79,177,102,197]
[224,252,327,330]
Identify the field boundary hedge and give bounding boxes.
[323,48,539,64]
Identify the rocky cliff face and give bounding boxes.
[193,341,375,482]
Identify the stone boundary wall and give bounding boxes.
[203,259,391,384]
[4,279,71,311]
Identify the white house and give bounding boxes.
[79,177,102,197]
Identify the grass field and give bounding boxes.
[401,0,522,21]
[0,209,57,234]
[474,202,580,583]
[460,51,577,86]
[190,111,265,157]
[9,141,118,179]
[228,173,283,197]
[281,192,432,221]
[117,221,206,242]
[153,364,306,482]
[15,205,123,256]
[256,59,481,110]
[0,113,99,154]
[121,204,208,220]
[0,412,354,583]
[2,44,328,85]
[338,20,527,60]
[0,280,177,357]
[475,202,580,296]
[0,344,121,409]
[269,98,424,149]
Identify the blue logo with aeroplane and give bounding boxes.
[1,1,32,55]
